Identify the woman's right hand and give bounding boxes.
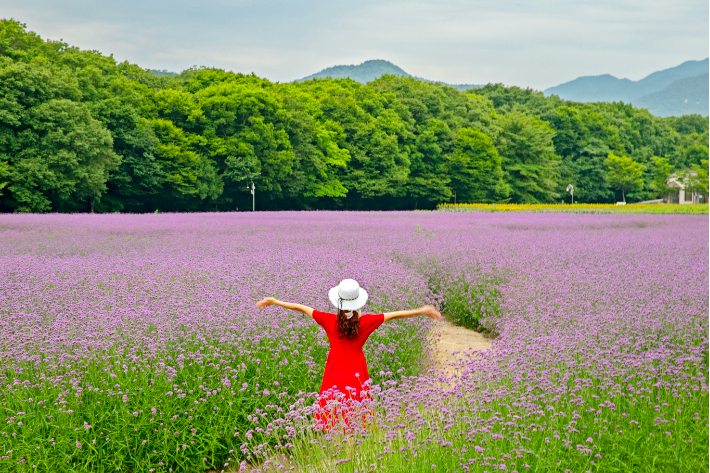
[420,305,442,320]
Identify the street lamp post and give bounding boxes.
[247,181,255,211]
[566,184,574,204]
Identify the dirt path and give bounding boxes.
[430,319,492,376]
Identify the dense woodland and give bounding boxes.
[0,20,708,212]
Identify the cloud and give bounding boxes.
[2,0,707,90]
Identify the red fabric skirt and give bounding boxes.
[314,386,375,432]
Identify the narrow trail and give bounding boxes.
[430,319,492,377]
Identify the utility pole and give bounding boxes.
[247,181,255,211]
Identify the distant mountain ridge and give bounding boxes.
[297,59,409,83]
[150,59,707,117]
[296,59,481,91]
[149,69,177,77]
[544,59,709,117]
[633,73,709,117]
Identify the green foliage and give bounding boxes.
[428,269,502,332]
[0,19,708,212]
[651,157,675,196]
[293,373,709,473]
[692,159,709,196]
[476,86,708,204]
[449,128,509,203]
[664,114,709,135]
[605,153,645,202]
[679,160,710,199]
[0,58,119,212]
[496,112,561,203]
[548,106,620,203]
[368,76,500,208]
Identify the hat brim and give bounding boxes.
[328,286,368,311]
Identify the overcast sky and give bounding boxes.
[2,0,708,90]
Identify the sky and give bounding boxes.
[2,0,708,90]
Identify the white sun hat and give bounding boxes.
[328,279,368,312]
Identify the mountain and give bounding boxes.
[634,59,708,95]
[149,69,177,77]
[296,59,480,90]
[633,73,709,117]
[544,74,639,103]
[297,59,409,83]
[543,59,709,116]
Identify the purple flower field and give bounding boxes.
[0,212,707,472]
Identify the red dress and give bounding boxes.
[312,310,384,431]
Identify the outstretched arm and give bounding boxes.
[256,297,314,318]
[383,305,442,322]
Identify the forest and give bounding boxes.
[0,19,708,212]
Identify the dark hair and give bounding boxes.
[337,309,360,340]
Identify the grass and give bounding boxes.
[427,269,503,334]
[0,313,428,472]
[261,369,709,473]
[436,203,710,214]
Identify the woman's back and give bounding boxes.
[313,310,384,353]
[312,310,384,399]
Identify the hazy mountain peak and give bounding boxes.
[634,72,709,117]
[543,58,709,116]
[296,59,481,91]
[296,59,410,83]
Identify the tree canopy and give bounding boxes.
[605,154,645,203]
[0,19,707,212]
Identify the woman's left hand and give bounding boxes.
[256,297,276,309]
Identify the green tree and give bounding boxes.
[190,77,294,207]
[680,160,709,202]
[99,122,164,212]
[663,114,709,135]
[3,99,119,212]
[148,118,219,201]
[369,76,500,208]
[1,19,708,212]
[605,153,645,203]
[496,112,560,203]
[0,59,119,212]
[474,83,563,119]
[684,146,709,168]
[274,88,349,204]
[549,107,621,203]
[371,76,499,137]
[650,157,674,198]
[296,78,412,208]
[346,108,410,199]
[448,128,509,203]
[692,160,709,198]
[406,119,454,208]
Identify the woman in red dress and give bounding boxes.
[256,279,442,431]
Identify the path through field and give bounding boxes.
[430,319,492,377]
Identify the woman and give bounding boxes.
[256,278,442,431]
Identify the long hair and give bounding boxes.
[337,309,360,340]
